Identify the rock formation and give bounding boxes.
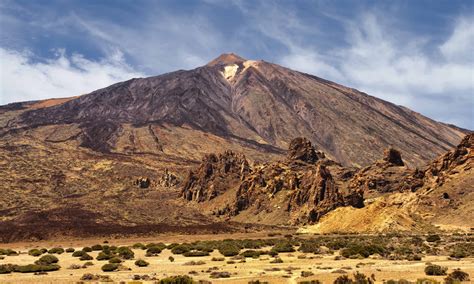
[182,151,250,202]
[348,148,424,194]
[182,137,364,224]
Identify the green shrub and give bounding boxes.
[299,241,321,254]
[0,249,18,256]
[116,246,134,259]
[426,235,441,243]
[340,243,385,258]
[14,264,60,273]
[109,257,122,263]
[48,247,64,254]
[424,264,447,276]
[445,269,470,283]
[135,259,149,267]
[146,242,167,250]
[146,246,162,256]
[82,247,92,252]
[183,251,209,257]
[96,252,112,261]
[171,244,191,255]
[159,275,194,284]
[83,261,94,267]
[91,244,103,251]
[271,242,295,253]
[35,254,59,265]
[28,249,43,257]
[218,243,240,257]
[168,256,175,262]
[65,248,75,253]
[101,263,118,272]
[79,253,93,261]
[240,250,265,258]
[0,264,14,274]
[133,243,146,249]
[72,250,86,257]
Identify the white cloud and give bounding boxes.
[440,17,474,63]
[0,48,143,104]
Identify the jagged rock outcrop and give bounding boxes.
[424,133,473,185]
[286,137,324,164]
[348,148,424,194]
[158,169,179,187]
[181,150,250,202]
[182,137,364,225]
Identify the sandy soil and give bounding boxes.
[1,235,473,283]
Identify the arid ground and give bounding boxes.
[1,232,473,283]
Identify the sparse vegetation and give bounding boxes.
[424,264,447,276]
[28,249,43,257]
[96,252,112,261]
[0,249,18,256]
[135,259,149,267]
[91,244,103,251]
[183,251,210,257]
[47,247,64,254]
[108,257,122,263]
[171,244,191,255]
[444,269,470,283]
[79,253,93,261]
[72,250,86,257]
[218,243,241,256]
[101,263,119,272]
[35,254,59,265]
[159,275,194,284]
[146,246,163,256]
[116,246,134,259]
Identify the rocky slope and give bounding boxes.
[1,53,466,167]
[300,133,473,233]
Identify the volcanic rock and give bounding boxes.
[287,137,323,164]
[383,148,404,166]
[182,151,250,202]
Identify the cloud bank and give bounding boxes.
[0,48,143,104]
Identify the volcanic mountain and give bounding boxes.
[0,53,470,241]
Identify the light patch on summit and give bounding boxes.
[221,64,239,81]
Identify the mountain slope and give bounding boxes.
[2,53,466,167]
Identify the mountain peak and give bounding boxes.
[207,53,247,66]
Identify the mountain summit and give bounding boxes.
[206,53,247,66]
[4,53,465,167]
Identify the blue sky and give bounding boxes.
[0,0,473,129]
